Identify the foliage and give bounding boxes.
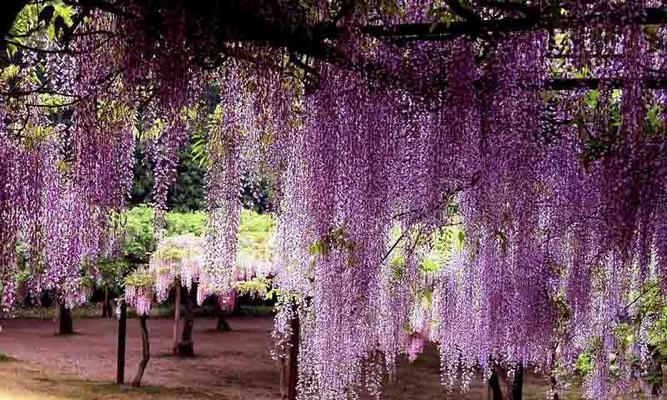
[97,259,130,292]
[638,284,667,357]
[575,351,594,376]
[130,142,206,212]
[96,206,216,297]
[166,143,206,212]
[122,206,156,262]
[124,268,155,290]
[120,205,273,263]
[419,226,464,274]
[164,211,205,237]
[7,1,75,57]
[120,206,273,312]
[238,210,274,262]
[236,277,271,299]
[131,140,271,213]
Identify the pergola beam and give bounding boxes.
[2,2,667,92]
[545,78,667,91]
[362,7,667,42]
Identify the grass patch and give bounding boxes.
[0,354,14,362]
[0,363,214,400]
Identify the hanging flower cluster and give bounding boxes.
[124,266,155,316]
[199,65,251,303]
[125,234,202,315]
[270,25,667,400]
[0,11,136,310]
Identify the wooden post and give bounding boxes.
[116,300,127,384]
[280,356,287,400]
[172,283,181,355]
[131,315,150,387]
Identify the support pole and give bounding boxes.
[116,300,127,384]
[511,363,524,400]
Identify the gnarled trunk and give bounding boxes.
[214,297,231,332]
[488,365,504,400]
[216,312,231,332]
[131,315,150,387]
[57,302,74,335]
[177,285,196,357]
[171,284,181,355]
[102,287,113,318]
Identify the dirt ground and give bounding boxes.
[0,316,581,400]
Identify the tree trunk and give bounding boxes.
[214,298,231,332]
[171,284,181,355]
[57,302,74,335]
[116,300,127,384]
[229,290,239,314]
[131,315,150,387]
[510,363,523,400]
[650,367,663,397]
[488,366,504,400]
[648,346,664,397]
[216,312,231,332]
[178,286,195,357]
[282,305,299,400]
[102,288,113,318]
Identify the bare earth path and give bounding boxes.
[0,316,281,399]
[0,316,581,399]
